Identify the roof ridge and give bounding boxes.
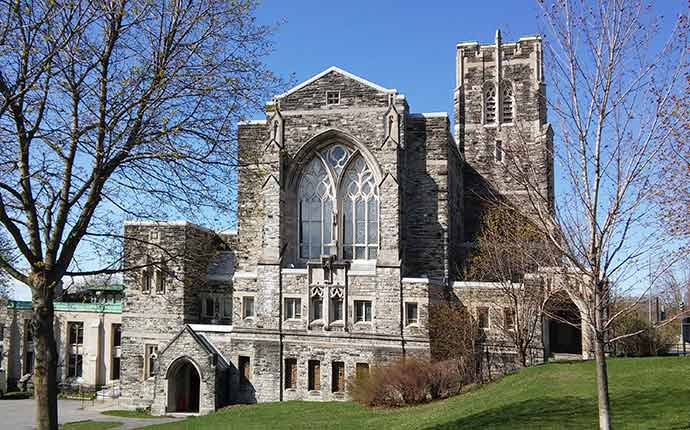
[273,66,397,100]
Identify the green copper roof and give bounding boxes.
[7,300,122,314]
[86,284,124,292]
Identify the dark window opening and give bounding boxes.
[308,360,320,391]
[332,361,345,393]
[239,356,251,384]
[285,358,297,389]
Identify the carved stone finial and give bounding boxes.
[496,29,502,46]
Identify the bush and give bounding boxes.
[428,302,479,381]
[349,358,466,408]
[611,313,679,357]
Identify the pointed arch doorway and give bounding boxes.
[167,358,200,413]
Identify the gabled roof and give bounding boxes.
[273,66,397,100]
[158,324,219,364]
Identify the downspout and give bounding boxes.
[278,243,287,402]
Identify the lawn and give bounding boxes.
[60,421,122,430]
[131,357,690,430]
[102,409,168,419]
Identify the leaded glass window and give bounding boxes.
[502,85,513,123]
[341,156,378,260]
[298,157,335,259]
[297,145,379,261]
[485,87,497,124]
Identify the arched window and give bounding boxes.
[340,156,378,260]
[502,84,514,123]
[298,157,334,259]
[485,87,497,124]
[297,145,379,261]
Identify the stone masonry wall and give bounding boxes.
[120,222,222,409]
[455,35,553,241]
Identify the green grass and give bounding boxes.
[102,409,167,419]
[59,421,122,430]
[133,357,690,430]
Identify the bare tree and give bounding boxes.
[495,1,689,428]
[466,205,558,367]
[0,232,13,299]
[0,1,280,428]
[655,74,689,242]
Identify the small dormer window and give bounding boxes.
[326,91,340,105]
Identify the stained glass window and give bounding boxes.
[298,148,378,261]
[341,156,378,260]
[298,157,334,259]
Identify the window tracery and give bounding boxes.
[502,84,514,123]
[485,87,497,124]
[297,145,379,261]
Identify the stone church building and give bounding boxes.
[115,31,571,415]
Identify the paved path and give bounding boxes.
[0,398,181,430]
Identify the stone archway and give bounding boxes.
[545,293,582,356]
[167,358,201,413]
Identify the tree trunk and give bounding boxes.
[32,282,59,430]
[594,334,612,430]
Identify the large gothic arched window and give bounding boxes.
[341,157,378,260]
[297,145,379,261]
[298,158,334,259]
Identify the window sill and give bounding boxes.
[284,318,302,322]
[405,323,420,328]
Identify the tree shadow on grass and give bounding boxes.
[422,388,690,430]
[421,397,595,430]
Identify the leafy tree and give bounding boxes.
[0,1,280,428]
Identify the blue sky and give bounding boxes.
[8,1,686,300]
[254,0,546,120]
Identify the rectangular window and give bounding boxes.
[504,308,515,330]
[242,296,255,319]
[68,322,84,345]
[330,297,343,322]
[25,351,34,374]
[326,91,340,105]
[285,297,302,320]
[112,324,122,347]
[405,302,419,326]
[356,363,370,380]
[285,358,297,389]
[144,344,158,379]
[239,356,251,384]
[495,140,504,163]
[0,323,4,341]
[223,296,233,320]
[308,360,321,391]
[332,361,345,393]
[204,296,216,318]
[67,353,83,378]
[477,307,490,329]
[311,296,323,321]
[112,356,121,380]
[354,300,372,323]
[155,269,165,294]
[142,268,151,292]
